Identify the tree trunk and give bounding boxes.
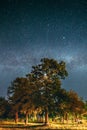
[45,108,49,125]
[33,111,37,121]
[15,111,18,123]
[65,112,68,124]
[25,111,28,124]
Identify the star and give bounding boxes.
[62,36,66,40]
[0,0,87,100]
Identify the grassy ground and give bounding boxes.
[0,120,87,129]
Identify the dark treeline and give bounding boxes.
[0,58,87,124]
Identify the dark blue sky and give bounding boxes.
[0,0,87,99]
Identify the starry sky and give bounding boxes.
[0,0,87,100]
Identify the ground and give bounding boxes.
[0,121,87,130]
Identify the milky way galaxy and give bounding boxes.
[0,0,87,99]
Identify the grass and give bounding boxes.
[0,120,87,129]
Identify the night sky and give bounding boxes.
[0,0,87,100]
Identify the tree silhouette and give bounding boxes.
[0,97,10,118]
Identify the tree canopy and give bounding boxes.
[7,58,85,124]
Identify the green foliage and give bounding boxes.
[67,90,85,114]
[29,58,68,109]
[0,97,11,118]
[7,77,35,113]
[5,57,85,122]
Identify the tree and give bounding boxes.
[27,58,68,125]
[53,88,69,123]
[67,90,85,121]
[0,97,10,118]
[7,76,33,123]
